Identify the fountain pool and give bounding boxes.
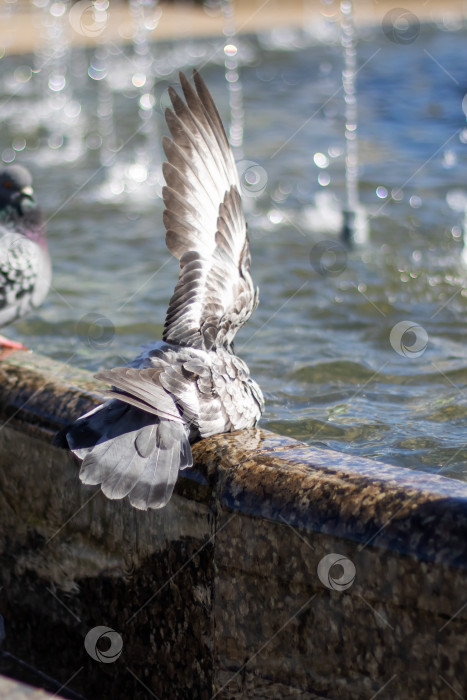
[1,20,467,481]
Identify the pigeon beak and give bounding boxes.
[20,185,34,201]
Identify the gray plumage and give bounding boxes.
[0,165,51,333]
[66,71,264,510]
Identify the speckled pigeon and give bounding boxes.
[66,70,264,510]
[0,165,51,349]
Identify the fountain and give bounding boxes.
[126,0,163,196]
[446,189,467,266]
[93,0,163,203]
[298,0,368,245]
[93,45,117,169]
[221,0,244,160]
[1,4,467,698]
[462,205,467,265]
[0,0,85,165]
[35,0,84,163]
[339,0,368,245]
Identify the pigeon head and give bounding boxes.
[0,165,45,245]
[0,165,35,213]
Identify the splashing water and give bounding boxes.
[221,0,244,159]
[340,0,368,245]
[95,0,163,202]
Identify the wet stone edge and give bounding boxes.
[0,349,466,568]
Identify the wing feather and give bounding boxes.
[95,367,183,422]
[162,70,258,351]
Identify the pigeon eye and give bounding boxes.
[2,180,12,189]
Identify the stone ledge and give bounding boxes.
[0,348,466,566]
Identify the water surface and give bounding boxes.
[1,23,466,479]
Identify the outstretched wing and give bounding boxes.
[162,70,258,352]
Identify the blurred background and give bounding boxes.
[1,0,467,479]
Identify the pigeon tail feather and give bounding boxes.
[66,399,193,510]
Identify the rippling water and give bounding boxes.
[1,23,467,478]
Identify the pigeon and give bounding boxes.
[66,71,264,510]
[0,165,51,349]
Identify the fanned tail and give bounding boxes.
[66,400,193,510]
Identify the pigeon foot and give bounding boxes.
[0,335,27,350]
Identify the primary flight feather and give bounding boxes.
[66,70,264,510]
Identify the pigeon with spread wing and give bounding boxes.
[66,71,264,510]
